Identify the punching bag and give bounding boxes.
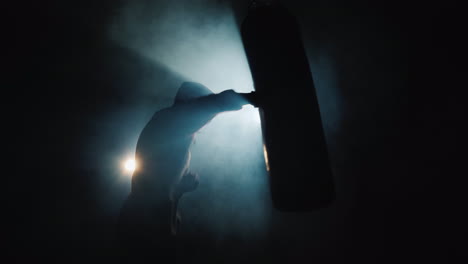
[241,2,334,211]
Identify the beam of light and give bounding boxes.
[109,1,254,94]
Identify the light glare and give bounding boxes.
[124,158,137,173]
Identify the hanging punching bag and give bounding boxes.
[241,1,335,211]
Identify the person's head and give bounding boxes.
[174,82,213,105]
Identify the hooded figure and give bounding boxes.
[116,82,249,261]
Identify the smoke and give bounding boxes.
[80,0,346,250]
[109,0,253,93]
[81,0,271,242]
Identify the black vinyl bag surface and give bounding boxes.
[241,3,335,211]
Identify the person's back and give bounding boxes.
[115,82,249,262]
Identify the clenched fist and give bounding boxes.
[216,89,249,111]
[173,171,199,199]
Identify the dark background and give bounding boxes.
[6,0,466,263]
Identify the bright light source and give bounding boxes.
[124,158,137,173]
[263,145,270,172]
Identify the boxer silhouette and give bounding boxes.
[116,82,250,261]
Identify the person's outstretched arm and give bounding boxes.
[147,89,250,139]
